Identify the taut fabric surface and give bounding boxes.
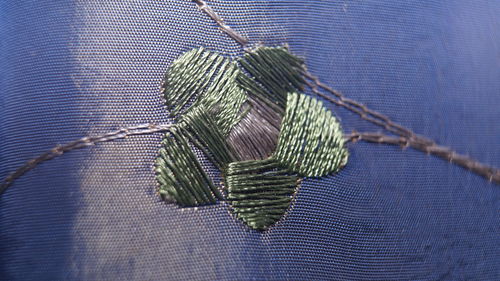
[1,1,499,280]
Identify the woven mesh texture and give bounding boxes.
[1,1,499,280]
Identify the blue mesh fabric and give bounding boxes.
[1,1,499,280]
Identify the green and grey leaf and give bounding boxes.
[237,46,305,110]
[156,46,348,230]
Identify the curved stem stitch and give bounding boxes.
[0,123,172,195]
[193,0,249,46]
[345,132,500,184]
[306,73,500,184]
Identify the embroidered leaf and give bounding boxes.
[225,46,307,162]
[274,92,348,177]
[198,61,247,136]
[179,105,236,170]
[237,46,305,111]
[155,126,222,207]
[162,47,227,117]
[163,47,248,135]
[226,158,298,231]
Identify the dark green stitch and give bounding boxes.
[162,47,229,117]
[155,46,348,230]
[225,159,298,231]
[155,126,222,207]
[237,47,305,109]
[180,105,236,169]
[197,61,247,136]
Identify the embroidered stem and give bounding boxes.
[308,75,500,184]
[305,73,414,138]
[192,0,249,46]
[346,132,500,184]
[0,123,172,195]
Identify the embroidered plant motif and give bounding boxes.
[1,1,499,235]
[155,46,348,230]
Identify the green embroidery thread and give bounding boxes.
[156,126,223,206]
[275,92,348,177]
[155,46,348,230]
[226,159,299,231]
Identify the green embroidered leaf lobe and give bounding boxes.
[226,158,298,230]
[155,126,222,207]
[275,92,348,177]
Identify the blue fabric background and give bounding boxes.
[1,1,499,280]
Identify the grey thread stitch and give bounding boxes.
[192,0,249,46]
[0,123,172,195]
[305,72,414,137]
[345,132,500,184]
[307,74,500,184]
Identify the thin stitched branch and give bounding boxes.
[0,123,172,195]
[346,131,500,184]
[307,74,500,184]
[192,0,249,46]
[189,0,415,140]
[305,79,405,135]
[304,71,416,139]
